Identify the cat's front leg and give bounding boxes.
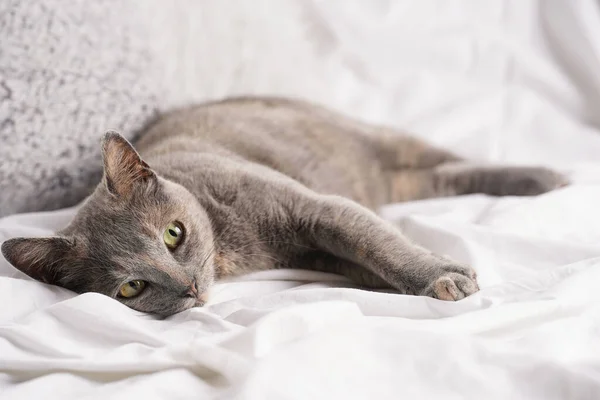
[292,193,479,300]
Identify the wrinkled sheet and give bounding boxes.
[2,1,600,399]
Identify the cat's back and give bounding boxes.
[135,97,388,207]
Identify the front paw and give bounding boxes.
[420,267,479,301]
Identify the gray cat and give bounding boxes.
[1,97,568,316]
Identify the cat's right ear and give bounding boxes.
[1,237,74,285]
[101,131,156,197]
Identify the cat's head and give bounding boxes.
[1,132,215,316]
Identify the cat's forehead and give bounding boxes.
[61,181,193,255]
[75,182,184,228]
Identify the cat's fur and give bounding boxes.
[1,97,568,316]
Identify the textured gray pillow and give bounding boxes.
[0,0,375,217]
[0,0,158,216]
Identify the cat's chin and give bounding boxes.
[180,297,205,312]
[194,298,206,307]
[148,295,207,316]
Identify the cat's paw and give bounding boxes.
[420,266,479,301]
[500,167,569,196]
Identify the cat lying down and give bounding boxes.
[1,97,569,316]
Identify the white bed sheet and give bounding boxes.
[2,1,600,399]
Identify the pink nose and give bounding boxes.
[187,280,199,298]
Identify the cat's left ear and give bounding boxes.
[1,237,74,285]
[101,131,156,197]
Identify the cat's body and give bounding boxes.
[138,97,391,209]
[2,97,568,316]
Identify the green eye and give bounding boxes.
[119,280,146,298]
[163,221,184,249]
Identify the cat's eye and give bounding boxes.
[163,221,184,249]
[119,280,146,298]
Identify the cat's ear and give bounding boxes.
[1,237,74,285]
[101,131,156,197]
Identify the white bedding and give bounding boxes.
[2,1,600,399]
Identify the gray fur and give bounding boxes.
[1,97,568,316]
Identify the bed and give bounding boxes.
[2,1,600,399]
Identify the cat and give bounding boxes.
[1,97,568,316]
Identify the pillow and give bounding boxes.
[0,0,158,216]
[0,0,370,216]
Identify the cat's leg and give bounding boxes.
[223,163,477,299]
[388,163,569,202]
[376,134,463,169]
[294,250,393,289]
[373,133,568,201]
[285,192,479,300]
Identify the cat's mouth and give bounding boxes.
[194,299,205,307]
[180,293,207,312]
[194,291,208,307]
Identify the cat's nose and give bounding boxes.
[186,280,199,298]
